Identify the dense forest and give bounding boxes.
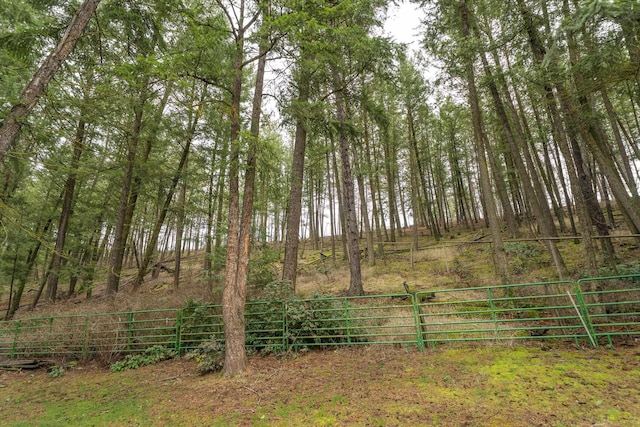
[1,0,639,373]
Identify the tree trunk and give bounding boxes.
[358,105,376,264]
[213,147,228,273]
[282,65,311,288]
[204,165,215,273]
[132,88,198,290]
[363,120,385,258]
[477,31,567,277]
[221,32,246,376]
[8,215,56,317]
[0,0,101,161]
[222,3,268,375]
[44,117,86,301]
[459,0,510,284]
[331,139,349,259]
[353,139,374,266]
[174,175,187,290]
[333,70,363,296]
[516,0,600,274]
[326,151,337,263]
[407,105,440,239]
[382,125,397,243]
[235,35,268,317]
[106,87,146,295]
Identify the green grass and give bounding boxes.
[2,347,639,426]
[4,375,154,426]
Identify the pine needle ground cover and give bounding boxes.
[1,345,638,426]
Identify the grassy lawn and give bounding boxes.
[2,345,639,426]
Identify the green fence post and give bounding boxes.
[575,280,598,347]
[282,301,288,352]
[82,315,90,361]
[128,312,135,351]
[175,309,183,354]
[11,320,20,358]
[48,316,54,354]
[487,288,499,340]
[345,299,351,344]
[411,294,425,351]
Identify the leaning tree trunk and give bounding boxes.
[106,80,169,294]
[174,176,187,290]
[516,0,599,274]
[7,215,56,318]
[476,34,566,278]
[132,126,194,291]
[459,0,510,284]
[44,117,86,302]
[0,0,101,161]
[333,70,364,296]
[106,91,146,295]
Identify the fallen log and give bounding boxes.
[0,359,55,371]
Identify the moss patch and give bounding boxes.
[1,347,639,426]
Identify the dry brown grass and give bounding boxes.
[4,225,638,322]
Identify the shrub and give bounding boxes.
[248,247,281,290]
[49,365,65,379]
[185,339,225,375]
[246,281,368,350]
[598,261,640,278]
[504,242,542,261]
[505,242,545,274]
[452,258,472,281]
[110,345,177,372]
[179,299,223,350]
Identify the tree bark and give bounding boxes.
[174,174,187,290]
[7,214,56,318]
[0,0,101,161]
[44,117,86,301]
[516,0,600,273]
[235,34,268,316]
[221,0,267,375]
[459,0,510,284]
[221,30,246,376]
[363,113,385,258]
[353,138,375,266]
[475,28,567,277]
[132,129,194,290]
[333,70,363,296]
[407,105,440,239]
[105,86,146,295]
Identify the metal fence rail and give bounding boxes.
[416,281,592,347]
[577,275,640,345]
[283,294,420,350]
[0,275,638,360]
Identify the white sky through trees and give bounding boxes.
[384,2,424,50]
